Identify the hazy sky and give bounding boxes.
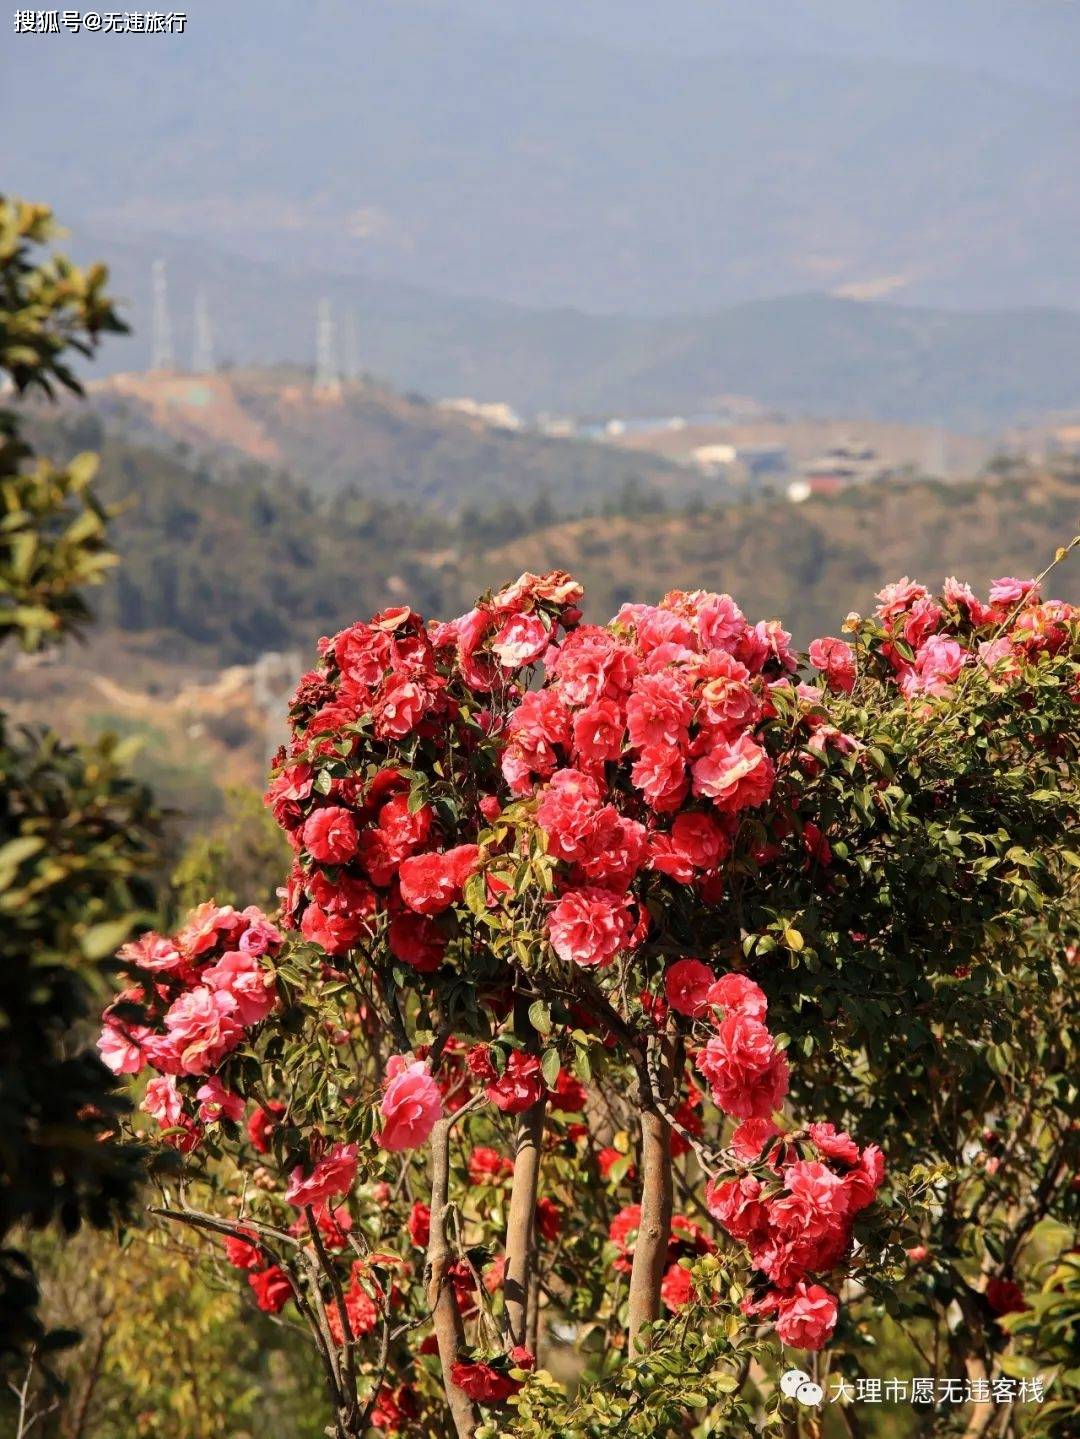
[4,1,1079,314]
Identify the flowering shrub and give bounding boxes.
[103,559,1079,1438]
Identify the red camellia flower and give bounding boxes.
[398,845,479,916]
[549,1068,588,1113]
[247,1100,285,1154]
[224,1228,262,1270]
[248,1265,293,1314]
[450,1360,522,1404]
[597,1146,636,1182]
[408,1201,431,1248]
[535,1196,563,1241]
[660,1261,694,1311]
[468,1146,513,1184]
[388,911,446,971]
[985,1277,1029,1317]
[302,806,360,864]
[484,1051,546,1114]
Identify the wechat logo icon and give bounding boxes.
[781,1369,824,1406]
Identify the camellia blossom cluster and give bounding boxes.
[672,967,881,1347]
[99,565,1077,1428]
[98,901,282,1151]
[266,576,584,977]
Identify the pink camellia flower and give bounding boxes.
[808,637,856,695]
[626,672,693,752]
[571,698,625,770]
[373,678,433,739]
[630,743,689,813]
[196,1076,245,1124]
[142,1074,184,1127]
[874,577,928,621]
[773,1281,839,1349]
[706,972,767,1021]
[302,806,360,864]
[697,592,745,651]
[664,958,716,1017]
[379,1057,442,1151]
[904,635,966,697]
[177,900,246,958]
[97,1019,148,1075]
[808,1122,860,1166]
[202,950,277,1026]
[491,613,549,669]
[696,1013,788,1119]
[988,576,1038,609]
[843,1143,885,1213]
[942,576,995,625]
[978,636,1021,681]
[692,734,775,813]
[731,1116,781,1163]
[548,886,633,967]
[705,1175,769,1243]
[162,986,244,1074]
[238,907,283,957]
[284,1142,359,1207]
[118,930,189,976]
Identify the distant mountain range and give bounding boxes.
[6,0,1080,317]
[61,232,1080,430]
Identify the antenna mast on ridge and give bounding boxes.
[313,298,341,399]
[150,258,174,372]
[192,289,215,373]
[343,309,359,384]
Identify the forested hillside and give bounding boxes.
[30,411,1080,661]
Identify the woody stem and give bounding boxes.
[502,992,546,1351]
[626,1029,675,1350]
[425,1115,477,1439]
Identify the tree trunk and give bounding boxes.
[425,1115,478,1439]
[503,995,546,1350]
[626,1033,675,1349]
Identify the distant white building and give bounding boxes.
[438,397,522,430]
[691,442,738,470]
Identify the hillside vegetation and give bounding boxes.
[451,465,1080,640]
[80,371,689,511]
[30,409,1080,661]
